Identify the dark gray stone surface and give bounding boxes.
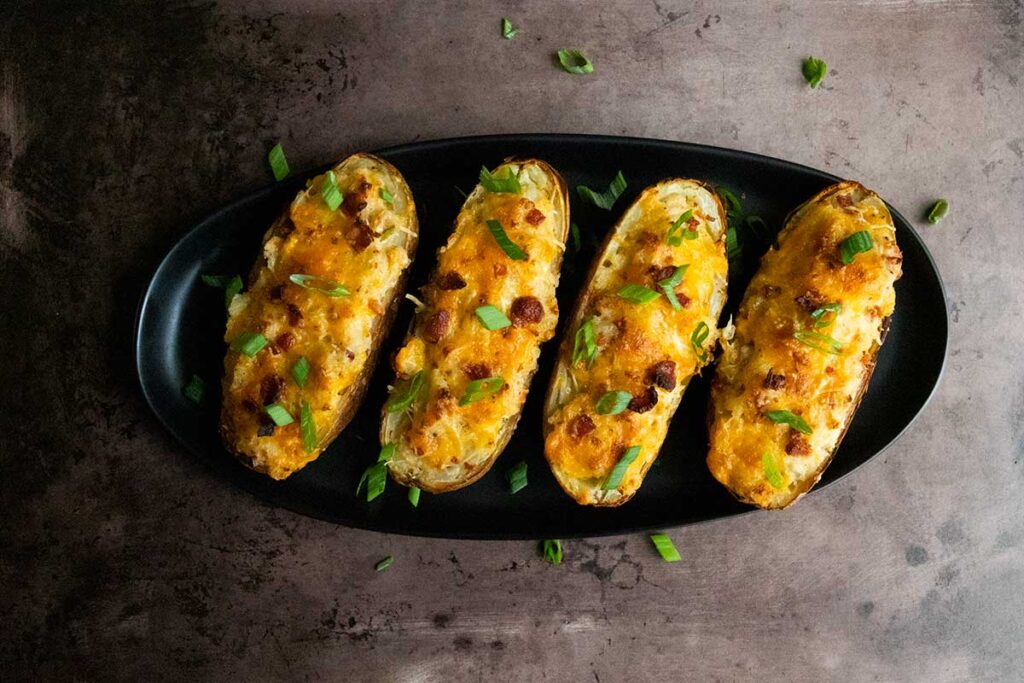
[2,1,1022,680]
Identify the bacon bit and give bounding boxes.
[675,292,692,308]
[795,290,826,312]
[764,368,786,390]
[287,304,303,326]
[423,310,451,343]
[436,387,453,401]
[464,363,491,380]
[836,193,854,208]
[436,271,467,290]
[276,332,295,351]
[347,218,375,252]
[648,264,678,284]
[568,414,596,439]
[346,349,355,360]
[647,361,677,391]
[269,284,285,301]
[260,375,285,406]
[257,423,276,437]
[637,231,660,246]
[628,386,658,413]
[525,208,545,225]
[762,285,781,298]
[510,296,544,326]
[242,399,260,414]
[786,432,812,456]
[613,318,627,335]
[341,179,372,216]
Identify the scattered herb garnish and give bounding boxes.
[570,222,582,252]
[690,321,710,362]
[264,403,294,426]
[230,332,268,357]
[486,219,528,260]
[460,376,505,405]
[385,371,425,413]
[379,187,395,204]
[375,555,394,572]
[408,487,421,508]
[762,452,785,489]
[617,283,660,305]
[667,209,696,246]
[556,48,594,75]
[289,273,350,297]
[839,230,874,265]
[810,302,841,329]
[764,409,813,435]
[658,265,689,311]
[577,171,627,210]
[507,461,528,494]
[300,401,317,452]
[927,199,949,224]
[182,374,205,404]
[479,166,521,194]
[794,330,843,355]
[596,390,632,416]
[356,443,395,502]
[650,533,682,562]
[321,170,343,211]
[726,226,742,273]
[501,17,518,39]
[475,304,512,330]
[802,56,827,89]
[202,274,243,309]
[541,539,563,565]
[603,445,641,490]
[268,143,289,181]
[291,357,310,388]
[572,318,598,368]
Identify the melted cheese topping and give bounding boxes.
[707,181,902,508]
[383,161,567,491]
[221,155,416,479]
[544,180,728,506]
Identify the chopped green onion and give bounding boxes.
[289,273,350,297]
[667,209,695,245]
[658,265,689,311]
[379,187,395,204]
[557,48,594,75]
[794,330,843,355]
[764,409,813,435]
[486,219,528,260]
[479,166,521,194]
[577,171,626,210]
[570,222,581,252]
[691,321,710,362]
[501,17,518,39]
[617,283,660,304]
[460,376,505,406]
[264,403,294,426]
[927,199,949,224]
[802,56,828,88]
[650,533,682,562]
[603,445,641,490]
[321,170,343,211]
[201,274,234,288]
[726,225,742,272]
[291,357,310,388]
[357,443,395,501]
[839,230,874,265]
[385,371,425,413]
[719,187,742,216]
[475,304,511,330]
[572,318,598,368]
[182,374,205,404]
[596,390,632,416]
[268,143,289,181]
[810,302,841,329]
[762,452,785,489]
[375,555,394,572]
[230,332,268,357]
[300,401,317,452]
[541,539,563,565]
[224,275,243,309]
[408,486,421,508]
[507,461,528,494]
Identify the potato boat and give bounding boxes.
[220,153,418,480]
[707,181,902,509]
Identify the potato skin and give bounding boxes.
[382,159,569,493]
[543,179,729,506]
[706,181,902,509]
[220,154,418,480]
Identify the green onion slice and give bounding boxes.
[810,302,841,329]
[224,275,243,309]
[183,374,205,404]
[650,533,682,562]
[557,48,594,75]
[379,187,395,204]
[460,376,505,406]
[572,318,598,368]
[507,461,528,494]
[763,452,785,489]
[479,166,521,194]
[385,371,425,413]
[839,230,874,265]
[408,486,421,508]
[802,56,828,88]
[291,357,310,388]
[720,187,742,216]
[691,321,710,362]
[501,17,518,39]
[764,409,813,435]
[289,273,350,297]
[475,304,511,330]
[603,445,641,490]
[230,332,268,357]
[658,265,690,311]
[201,274,234,288]
[726,225,742,272]
[666,209,696,245]
[321,170,343,211]
[357,443,395,501]
[268,143,289,181]
[300,401,317,452]
[541,539,563,565]
[486,219,528,260]
[927,199,949,224]
[570,222,581,252]
[375,555,394,572]
[596,390,632,416]
[617,283,660,305]
[794,330,843,354]
[264,403,294,426]
[577,170,626,210]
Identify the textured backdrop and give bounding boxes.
[2,1,1023,680]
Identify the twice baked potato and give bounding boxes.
[381,159,569,493]
[544,179,729,506]
[707,181,902,509]
[220,153,418,479]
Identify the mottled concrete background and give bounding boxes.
[2,1,1022,680]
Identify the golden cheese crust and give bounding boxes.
[381,159,569,493]
[707,181,902,509]
[543,179,729,506]
[220,153,418,480]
